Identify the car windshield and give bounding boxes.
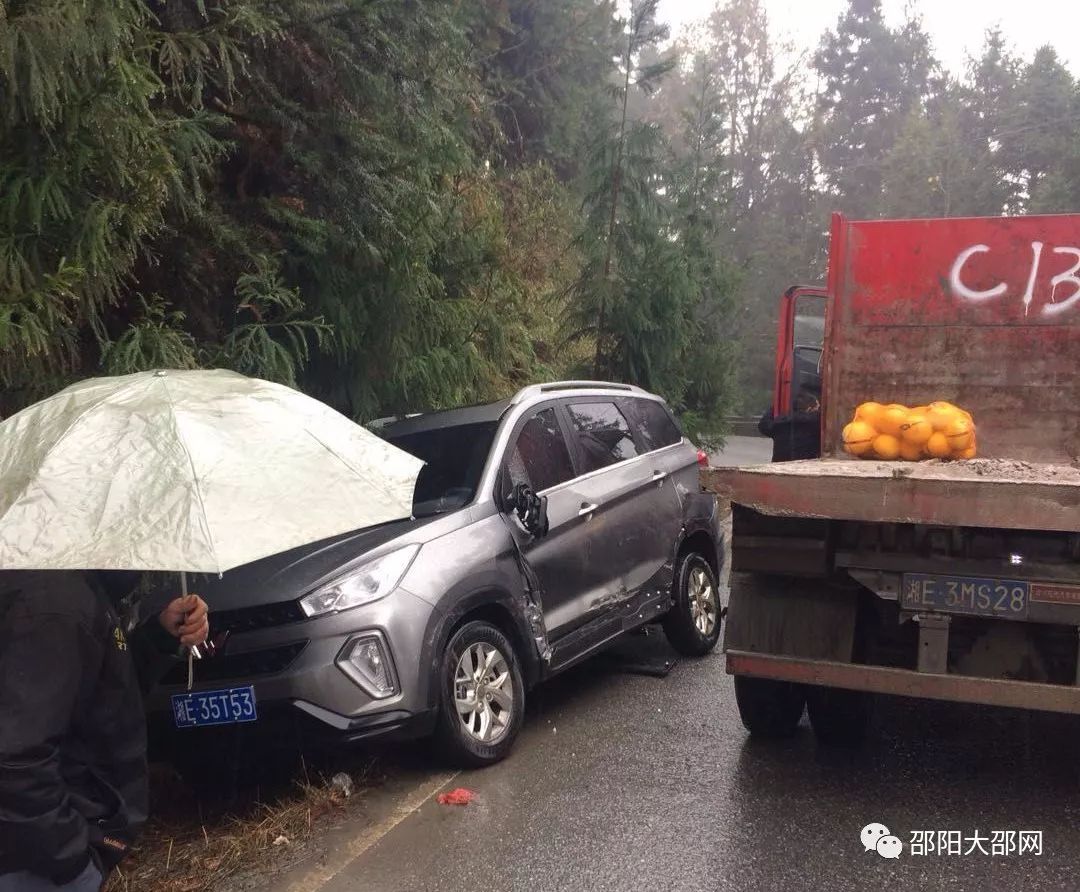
[386,422,497,517]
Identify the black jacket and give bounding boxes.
[0,571,174,883]
[758,408,822,462]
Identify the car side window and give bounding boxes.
[566,402,640,473]
[624,398,683,451]
[507,408,575,492]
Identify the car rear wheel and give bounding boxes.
[434,620,525,767]
[662,551,723,656]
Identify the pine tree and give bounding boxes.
[0,0,595,419]
[589,0,673,377]
[666,0,818,412]
[0,0,296,415]
[813,0,937,216]
[468,0,619,176]
[564,2,740,438]
[998,46,1079,212]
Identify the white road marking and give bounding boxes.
[280,771,459,892]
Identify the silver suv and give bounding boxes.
[147,382,724,766]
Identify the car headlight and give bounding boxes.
[299,545,420,617]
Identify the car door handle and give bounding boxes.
[578,502,599,517]
[651,469,667,483]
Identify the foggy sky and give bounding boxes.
[657,0,1078,76]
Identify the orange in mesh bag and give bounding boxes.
[843,401,977,461]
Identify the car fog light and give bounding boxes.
[338,635,397,699]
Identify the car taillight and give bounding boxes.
[696,449,709,467]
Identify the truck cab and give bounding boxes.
[757,287,827,462]
[707,212,1080,743]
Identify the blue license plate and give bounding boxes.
[172,685,257,728]
[901,574,1029,620]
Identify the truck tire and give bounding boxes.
[433,621,525,768]
[662,551,723,657]
[806,686,869,746]
[734,675,805,738]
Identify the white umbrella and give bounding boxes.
[0,369,422,573]
[0,369,424,686]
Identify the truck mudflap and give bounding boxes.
[727,650,1080,715]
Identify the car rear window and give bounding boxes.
[566,402,640,473]
[624,398,683,451]
[507,408,575,492]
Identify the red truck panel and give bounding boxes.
[704,460,1080,534]
[823,213,1080,463]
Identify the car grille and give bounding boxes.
[210,600,306,636]
[161,641,308,686]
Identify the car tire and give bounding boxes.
[433,620,525,767]
[806,685,869,746]
[662,551,723,657]
[734,675,805,738]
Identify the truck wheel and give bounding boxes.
[662,551,722,656]
[734,676,805,738]
[434,621,525,767]
[806,686,869,746]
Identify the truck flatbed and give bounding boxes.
[705,458,1080,533]
[715,213,1080,735]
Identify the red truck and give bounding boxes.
[706,212,1080,742]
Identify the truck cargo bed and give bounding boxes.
[704,458,1080,533]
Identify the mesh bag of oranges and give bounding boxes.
[842,401,977,461]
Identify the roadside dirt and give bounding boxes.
[105,759,385,892]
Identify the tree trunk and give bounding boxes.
[595,2,636,379]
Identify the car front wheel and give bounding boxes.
[662,551,723,656]
[434,620,525,767]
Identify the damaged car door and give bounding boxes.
[499,404,590,638]
[561,400,683,623]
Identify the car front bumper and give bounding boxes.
[144,586,440,749]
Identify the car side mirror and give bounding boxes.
[509,482,549,538]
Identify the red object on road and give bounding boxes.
[437,788,475,806]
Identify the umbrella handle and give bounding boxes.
[182,570,194,691]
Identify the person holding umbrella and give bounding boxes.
[0,369,424,891]
[0,571,209,890]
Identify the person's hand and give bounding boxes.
[159,594,209,648]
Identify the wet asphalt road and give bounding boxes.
[316,630,1080,892]
[709,434,770,468]
[296,433,1080,891]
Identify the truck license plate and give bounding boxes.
[172,685,257,728]
[901,574,1029,620]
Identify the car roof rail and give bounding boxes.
[510,380,646,405]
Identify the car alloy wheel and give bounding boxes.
[454,641,514,744]
[688,564,718,636]
[663,551,723,657]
